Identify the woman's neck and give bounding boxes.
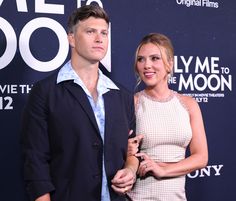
[145,85,172,100]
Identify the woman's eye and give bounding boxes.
[152,56,160,61]
[137,57,144,62]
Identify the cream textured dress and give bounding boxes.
[127,90,192,201]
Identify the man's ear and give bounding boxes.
[68,33,75,48]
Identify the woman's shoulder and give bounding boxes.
[134,91,140,106]
[176,92,196,103]
[175,92,199,113]
[134,90,146,112]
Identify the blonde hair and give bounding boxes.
[134,33,174,86]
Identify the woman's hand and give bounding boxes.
[127,135,144,156]
[135,153,166,178]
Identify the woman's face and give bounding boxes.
[136,42,170,88]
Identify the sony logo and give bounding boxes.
[188,164,223,178]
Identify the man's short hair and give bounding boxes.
[67,4,110,33]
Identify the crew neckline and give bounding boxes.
[142,90,175,103]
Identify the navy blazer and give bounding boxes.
[21,71,136,201]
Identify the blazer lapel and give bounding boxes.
[63,81,100,135]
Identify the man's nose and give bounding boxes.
[95,33,103,43]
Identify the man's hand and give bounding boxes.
[111,167,136,195]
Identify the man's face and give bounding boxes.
[68,17,109,64]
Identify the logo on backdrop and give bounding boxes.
[187,164,223,178]
[0,0,111,72]
[176,0,219,8]
[169,55,232,103]
[0,0,110,111]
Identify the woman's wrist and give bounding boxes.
[126,166,137,182]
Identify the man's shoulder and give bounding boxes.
[112,80,133,96]
[34,69,59,87]
[29,69,61,96]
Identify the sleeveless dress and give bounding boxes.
[127,90,192,201]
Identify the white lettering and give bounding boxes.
[16,0,28,12]
[0,85,7,94]
[188,169,199,178]
[211,57,219,73]
[178,74,232,91]
[195,56,210,73]
[77,0,81,8]
[0,17,17,70]
[208,74,221,91]
[221,67,230,74]
[176,0,218,8]
[221,75,232,91]
[194,74,208,91]
[174,56,193,73]
[19,17,69,72]
[0,0,111,72]
[168,76,177,84]
[19,85,32,94]
[174,56,183,73]
[181,56,193,73]
[199,166,211,177]
[0,96,13,110]
[179,74,194,91]
[187,164,224,178]
[35,0,64,14]
[211,165,223,176]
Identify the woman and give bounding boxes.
[127,33,208,201]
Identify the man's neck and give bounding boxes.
[71,59,99,102]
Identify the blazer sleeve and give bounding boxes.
[21,81,55,201]
[126,91,136,138]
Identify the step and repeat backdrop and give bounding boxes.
[0,0,235,200]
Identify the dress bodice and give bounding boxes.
[135,90,192,162]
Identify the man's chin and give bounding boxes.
[91,55,106,63]
[90,58,104,64]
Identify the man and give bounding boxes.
[21,4,138,201]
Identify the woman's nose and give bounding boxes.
[144,59,152,69]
